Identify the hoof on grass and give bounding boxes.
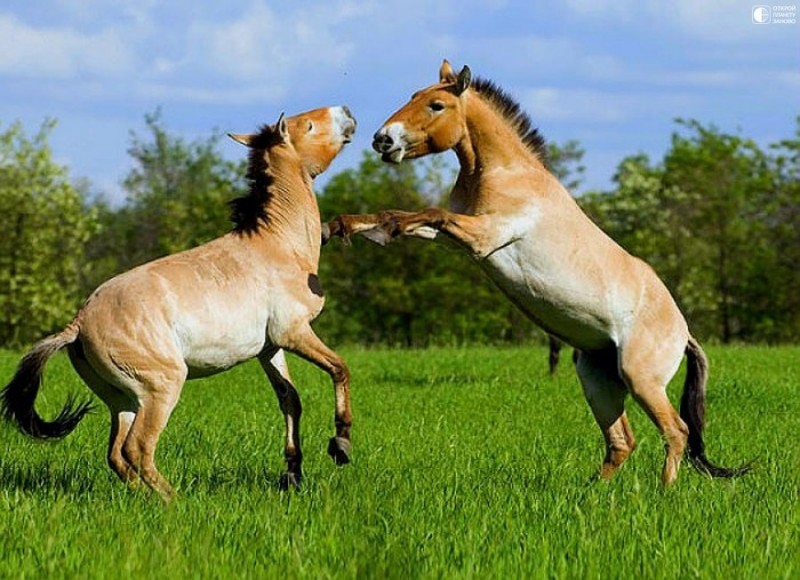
[327,436,351,466]
[279,471,302,491]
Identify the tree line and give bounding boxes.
[1,112,797,348]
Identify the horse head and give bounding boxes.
[230,106,356,178]
[373,60,471,163]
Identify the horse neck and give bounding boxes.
[250,169,322,262]
[451,96,547,212]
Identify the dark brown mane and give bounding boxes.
[229,124,282,234]
[470,76,548,165]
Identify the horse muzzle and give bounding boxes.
[333,106,357,144]
[372,124,407,163]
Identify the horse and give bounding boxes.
[328,61,749,485]
[2,106,357,501]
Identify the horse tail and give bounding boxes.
[1,322,93,439]
[679,336,750,478]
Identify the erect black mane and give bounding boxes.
[470,76,549,165]
[229,124,284,234]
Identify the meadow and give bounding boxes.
[1,345,798,578]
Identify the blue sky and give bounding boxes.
[1,0,797,202]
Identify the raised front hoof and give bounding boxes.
[320,222,333,245]
[279,471,303,491]
[327,436,351,466]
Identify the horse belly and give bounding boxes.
[178,309,268,378]
[182,336,266,378]
[480,247,616,350]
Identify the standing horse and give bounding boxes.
[2,106,356,500]
[330,61,749,485]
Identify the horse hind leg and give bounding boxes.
[620,345,688,486]
[630,386,687,485]
[121,377,185,502]
[576,351,637,481]
[108,409,139,485]
[259,350,303,489]
[68,343,140,486]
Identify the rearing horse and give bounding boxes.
[2,106,356,500]
[330,61,748,485]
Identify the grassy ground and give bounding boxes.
[1,345,798,578]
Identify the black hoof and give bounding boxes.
[327,436,351,465]
[279,471,302,491]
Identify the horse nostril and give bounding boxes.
[372,132,394,153]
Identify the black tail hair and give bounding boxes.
[680,337,751,478]
[1,325,93,439]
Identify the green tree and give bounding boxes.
[662,119,774,342]
[547,139,586,193]
[751,115,800,341]
[0,119,100,347]
[581,119,797,343]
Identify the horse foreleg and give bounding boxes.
[383,208,501,257]
[259,349,304,489]
[284,326,352,466]
[325,211,416,246]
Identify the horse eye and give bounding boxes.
[430,102,446,112]
[307,121,314,132]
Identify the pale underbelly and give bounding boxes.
[184,339,267,379]
[478,260,616,351]
[179,319,269,379]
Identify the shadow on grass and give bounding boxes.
[175,464,289,495]
[0,461,298,501]
[375,370,491,388]
[0,461,97,496]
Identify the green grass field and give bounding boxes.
[1,345,798,578]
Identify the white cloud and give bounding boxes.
[0,1,366,102]
[195,1,358,82]
[646,70,742,87]
[430,34,630,88]
[565,0,775,42]
[0,13,135,79]
[776,71,800,88]
[520,86,697,124]
[137,83,288,106]
[564,0,641,21]
[668,0,760,42]
[521,88,628,123]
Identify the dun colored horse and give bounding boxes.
[330,61,749,485]
[2,106,357,500]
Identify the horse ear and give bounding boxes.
[276,112,289,142]
[439,59,457,83]
[455,65,471,95]
[228,133,256,147]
